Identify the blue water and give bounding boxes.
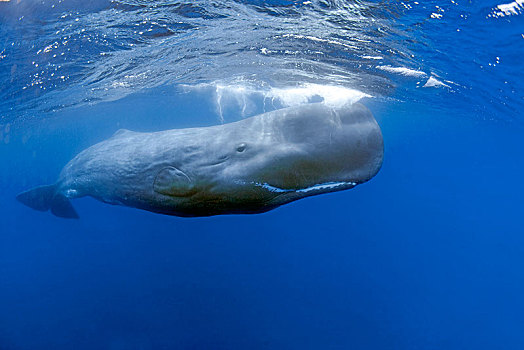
[1,0,524,349]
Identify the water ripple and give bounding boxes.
[0,0,522,122]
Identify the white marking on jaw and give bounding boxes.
[235,181,357,193]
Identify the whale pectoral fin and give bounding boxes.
[154,166,195,197]
[50,194,79,219]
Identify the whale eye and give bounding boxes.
[236,143,247,153]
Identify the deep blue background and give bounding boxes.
[1,88,523,349]
[2,0,524,348]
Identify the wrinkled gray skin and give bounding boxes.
[25,102,383,217]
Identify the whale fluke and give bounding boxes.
[16,185,79,219]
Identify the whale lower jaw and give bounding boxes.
[141,181,360,218]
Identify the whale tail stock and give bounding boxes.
[16,184,79,219]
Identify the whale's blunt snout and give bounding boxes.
[336,102,384,181]
[338,102,373,123]
[228,102,384,191]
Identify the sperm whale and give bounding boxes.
[17,102,383,218]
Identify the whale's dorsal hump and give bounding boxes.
[110,128,137,139]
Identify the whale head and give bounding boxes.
[225,102,383,189]
[153,102,383,215]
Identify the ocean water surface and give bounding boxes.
[1,0,524,349]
